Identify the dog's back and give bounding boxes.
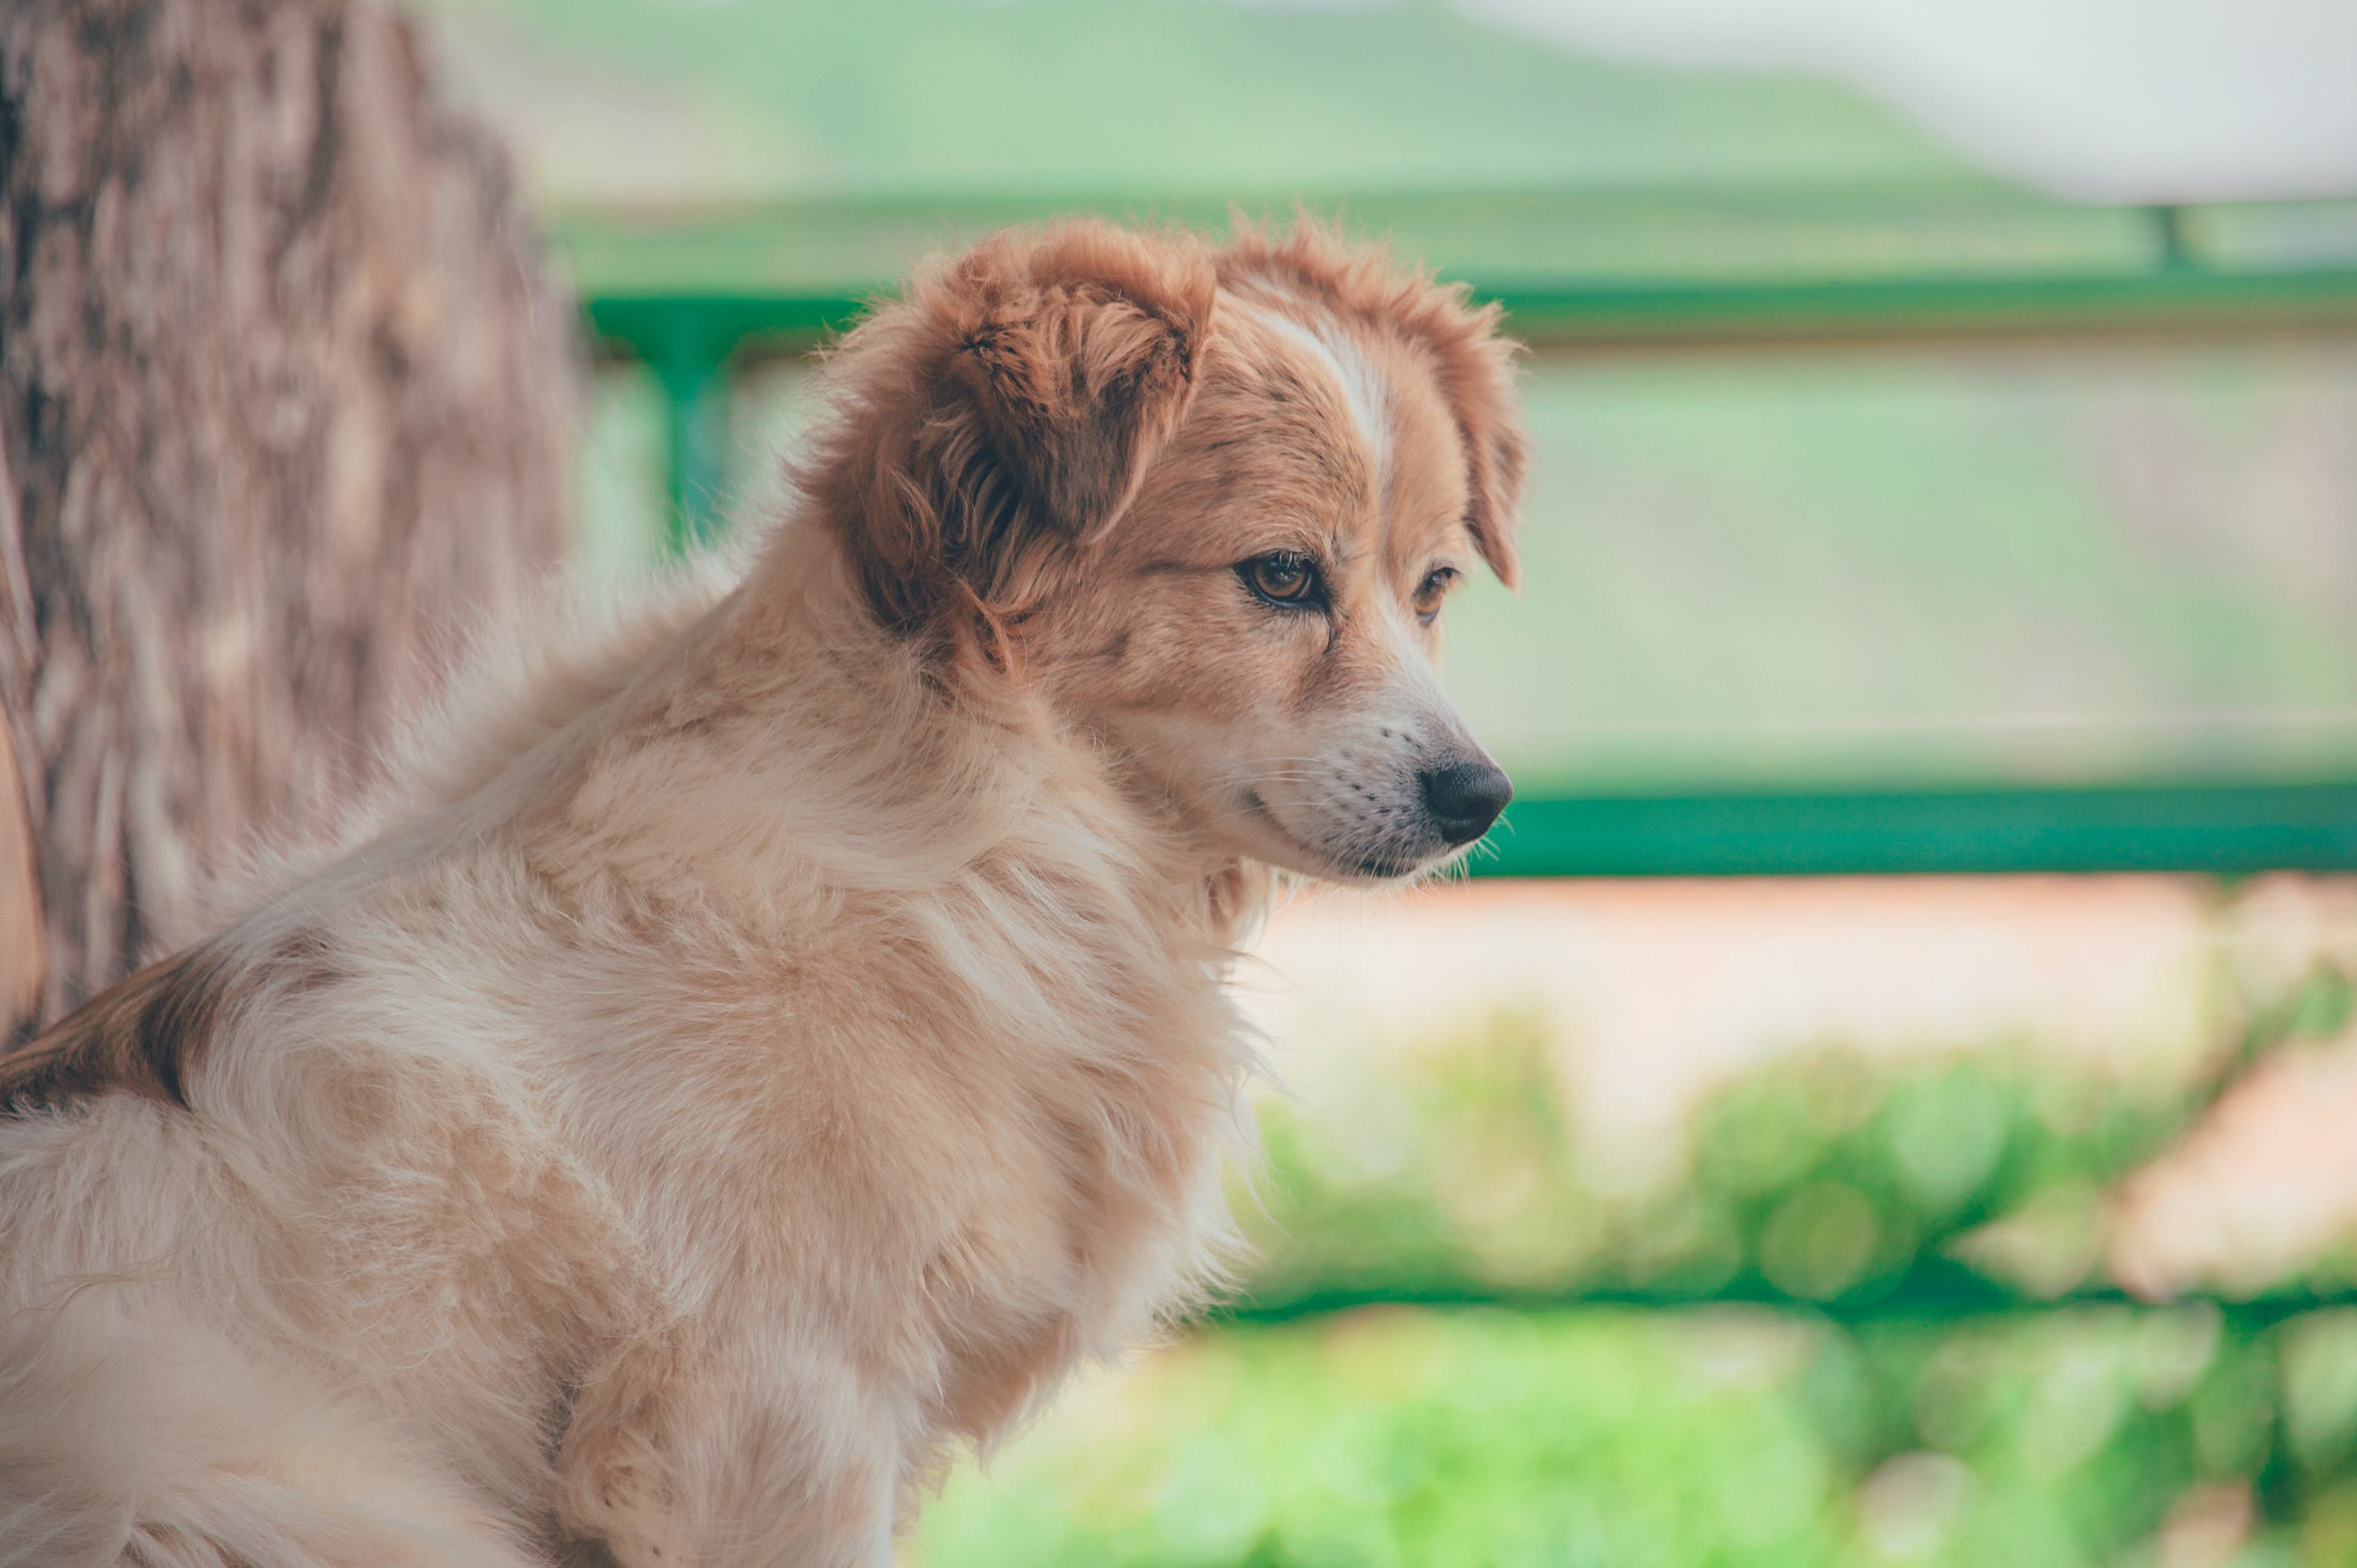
[0,575,723,1568]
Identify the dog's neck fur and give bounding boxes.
[484,524,1270,1440]
[502,523,1266,952]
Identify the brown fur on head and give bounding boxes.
[799,215,1529,882]
[1217,216,1527,590]
[801,221,1217,648]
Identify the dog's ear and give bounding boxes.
[1360,279,1527,591]
[805,221,1215,644]
[1447,337,1527,590]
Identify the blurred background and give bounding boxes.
[8,0,2357,1562]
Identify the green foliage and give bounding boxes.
[915,964,2357,1567]
[1245,959,2357,1316]
[925,1313,1841,1568]
[917,1305,2355,1568]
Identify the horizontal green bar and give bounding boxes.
[1215,1275,2357,1330]
[582,293,862,360]
[552,190,2357,299]
[581,267,2357,362]
[1489,267,2357,345]
[1468,781,2357,877]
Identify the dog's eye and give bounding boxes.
[1239,552,1323,609]
[1413,567,1459,623]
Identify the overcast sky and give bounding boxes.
[1434,0,2357,200]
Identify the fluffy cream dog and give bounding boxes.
[0,217,1523,1568]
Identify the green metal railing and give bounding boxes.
[564,187,2357,884]
[1477,781,2357,879]
[1219,1275,2357,1333]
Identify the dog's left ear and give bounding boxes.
[806,221,1215,643]
[1404,289,1526,591]
[1449,350,1526,591]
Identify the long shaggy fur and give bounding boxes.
[0,216,1524,1567]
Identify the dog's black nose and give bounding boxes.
[1419,760,1513,845]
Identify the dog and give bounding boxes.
[0,216,1524,1568]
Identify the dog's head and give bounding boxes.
[801,217,1526,883]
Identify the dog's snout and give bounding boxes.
[1418,760,1512,845]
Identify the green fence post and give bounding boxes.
[654,328,732,555]
[2151,203,2195,272]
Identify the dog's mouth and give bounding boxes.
[1239,788,1430,883]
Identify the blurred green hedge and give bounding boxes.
[915,959,2357,1567]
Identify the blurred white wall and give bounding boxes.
[1420,0,2357,199]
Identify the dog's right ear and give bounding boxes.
[804,221,1215,646]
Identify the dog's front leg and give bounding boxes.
[558,1324,903,1568]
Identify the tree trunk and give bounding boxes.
[0,0,574,1043]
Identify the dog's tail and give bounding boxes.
[0,1305,541,1568]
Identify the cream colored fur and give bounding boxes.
[0,218,1523,1567]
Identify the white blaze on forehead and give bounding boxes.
[1248,302,1396,499]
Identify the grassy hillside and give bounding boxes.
[411,0,1975,205]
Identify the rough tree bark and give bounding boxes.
[0,0,575,1043]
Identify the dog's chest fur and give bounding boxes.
[544,856,1248,1440]
[477,582,1261,1455]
